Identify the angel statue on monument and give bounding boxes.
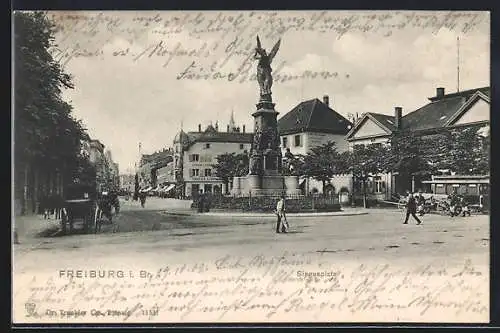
[254,36,281,100]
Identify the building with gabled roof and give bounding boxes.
[345,86,490,198]
[276,95,353,195]
[278,95,352,157]
[346,86,490,145]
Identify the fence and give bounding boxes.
[191,193,341,213]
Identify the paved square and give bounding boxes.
[13,200,489,323]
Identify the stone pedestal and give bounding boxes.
[232,95,296,197]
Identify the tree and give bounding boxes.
[213,153,249,194]
[14,11,87,196]
[302,141,342,194]
[438,126,490,175]
[382,130,436,192]
[343,143,389,207]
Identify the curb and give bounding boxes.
[162,211,369,218]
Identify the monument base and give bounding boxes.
[231,175,301,196]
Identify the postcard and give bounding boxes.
[12,10,490,324]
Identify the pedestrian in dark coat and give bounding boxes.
[403,193,422,225]
[197,190,205,213]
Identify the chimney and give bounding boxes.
[243,125,246,133]
[394,107,402,130]
[198,124,201,132]
[436,87,445,99]
[227,125,230,132]
[323,95,329,107]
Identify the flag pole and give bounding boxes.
[457,36,460,92]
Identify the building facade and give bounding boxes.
[278,95,352,156]
[278,95,353,195]
[345,86,490,199]
[174,119,253,198]
[119,174,135,192]
[138,148,174,188]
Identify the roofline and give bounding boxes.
[279,128,350,136]
[345,113,393,140]
[346,133,391,142]
[443,91,490,127]
[427,86,490,101]
[345,113,370,139]
[187,137,253,144]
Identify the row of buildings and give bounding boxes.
[82,139,120,192]
[14,136,120,216]
[130,86,489,200]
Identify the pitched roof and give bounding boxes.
[403,87,490,132]
[368,113,397,132]
[278,98,352,135]
[427,86,490,102]
[401,96,465,131]
[347,86,490,140]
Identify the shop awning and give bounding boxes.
[164,184,176,192]
[422,179,489,184]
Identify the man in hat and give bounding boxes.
[275,195,289,233]
[403,192,422,225]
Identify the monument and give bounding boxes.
[232,36,301,196]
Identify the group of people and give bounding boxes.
[403,190,472,224]
[196,190,211,213]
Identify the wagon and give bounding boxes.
[61,198,99,234]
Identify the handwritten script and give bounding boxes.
[46,11,488,82]
[13,254,488,322]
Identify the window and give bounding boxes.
[190,169,199,177]
[204,169,212,177]
[205,143,210,149]
[282,137,288,148]
[239,144,244,149]
[374,179,386,193]
[294,135,302,147]
[189,154,199,162]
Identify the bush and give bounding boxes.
[191,195,341,213]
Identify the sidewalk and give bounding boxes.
[163,207,369,218]
[13,214,61,242]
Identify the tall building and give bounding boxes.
[174,115,253,198]
[88,140,107,191]
[138,148,174,188]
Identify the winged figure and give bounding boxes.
[254,36,281,99]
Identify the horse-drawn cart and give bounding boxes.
[61,199,100,234]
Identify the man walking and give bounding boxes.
[275,195,289,233]
[403,192,422,225]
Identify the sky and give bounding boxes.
[44,10,489,174]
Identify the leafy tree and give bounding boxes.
[383,130,434,176]
[342,143,389,207]
[302,141,342,194]
[14,11,87,193]
[437,126,490,175]
[381,130,437,193]
[213,153,249,194]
